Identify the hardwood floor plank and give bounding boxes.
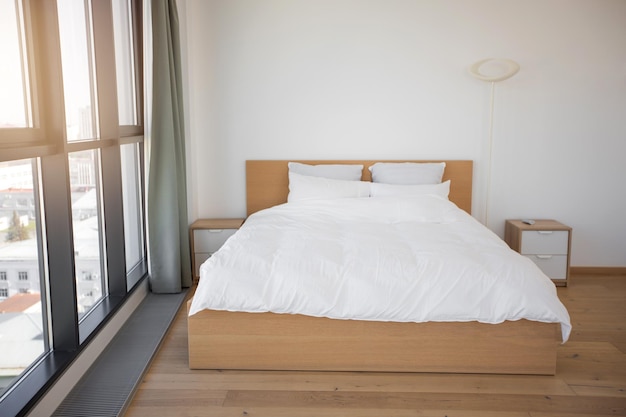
[531,414,623,417]
[136,371,575,395]
[569,383,626,398]
[129,388,227,407]
[222,390,626,414]
[556,341,626,395]
[125,405,531,417]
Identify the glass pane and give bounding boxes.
[0,159,47,396]
[69,150,105,316]
[112,0,137,126]
[57,0,98,141]
[0,0,31,128]
[120,143,143,274]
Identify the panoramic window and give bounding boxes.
[0,0,144,415]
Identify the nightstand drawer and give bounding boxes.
[520,230,568,255]
[190,218,245,283]
[193,229,238,252]
[524,254,568,280]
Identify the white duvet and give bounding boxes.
[189,195,571,342]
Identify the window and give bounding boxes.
[0,0,32,129]
[113,0,139,126]
[57,0,99,142]
[0,159,47,399]
[121,142,146,288]
[0,1,145,415]
[69,150,105,315]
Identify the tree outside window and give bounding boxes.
[5,211,29,242]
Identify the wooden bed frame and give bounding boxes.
[188,160,561,375]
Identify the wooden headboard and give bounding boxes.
[246,160,473,216]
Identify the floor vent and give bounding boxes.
[51,291,187,417]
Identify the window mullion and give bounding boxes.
[90,0,127,296]
[101,145,127,296]
[32,158,52,352]
[30,0,65,145]
[91,0,120,141]
[130,0,143,127]
[39,153,79,351]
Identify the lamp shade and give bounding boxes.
[469,58,520,82]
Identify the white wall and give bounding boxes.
[179,0,626,267]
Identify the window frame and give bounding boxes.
[0,1,64,153]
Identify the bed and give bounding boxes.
[187,160,570,375]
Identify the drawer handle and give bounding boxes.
[536,255,553,259]
[537,231,553,235]
[208,229,224,233]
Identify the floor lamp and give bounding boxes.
[469,58,520,228]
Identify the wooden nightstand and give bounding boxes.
[190,218,245,283]
[504,219,572,287]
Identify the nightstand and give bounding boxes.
[190,218,245,283]
[504,219,572,287]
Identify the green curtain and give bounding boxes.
[147,0,192,292]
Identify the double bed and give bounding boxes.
[187,160,570,375]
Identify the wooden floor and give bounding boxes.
[125,274,626,416]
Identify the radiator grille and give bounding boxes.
[51,291,186,417]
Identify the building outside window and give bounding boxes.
[0,159,45,398]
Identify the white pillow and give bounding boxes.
[369,162,446,184]
[288,172,371,202]
[370,180,450,199]
[288,162,363,181]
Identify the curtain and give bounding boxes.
[147,0,192,292]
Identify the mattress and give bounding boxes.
[188,194,571,342]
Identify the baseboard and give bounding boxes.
[570,267,626,276]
